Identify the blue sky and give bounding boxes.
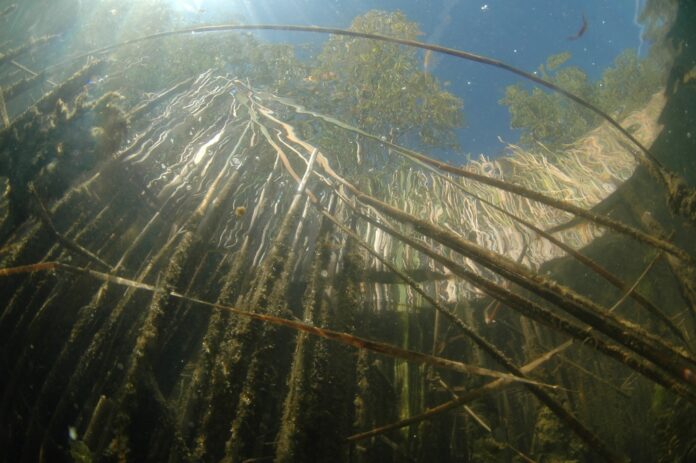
[176,0,650,158]
[3,0,651,158]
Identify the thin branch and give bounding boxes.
[0,261,556,387]
[0,85,9,127]
[330,173,696,378]
[259,88,687,344]
[48,23,696,227]
[351,207,696,399]
[310,193,621,460]
[30,185,113,271]
[608,247,665,313]
[11,60,57,86]
[263,90,693,265]
[0,34,59,67]
[44,24,660,170]
[347,341,572,444]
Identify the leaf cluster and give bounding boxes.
[113,33,304,102]
[306,10,464,151]
[78,1,306,104]
[76,6,464,175]
[500,49,665,148]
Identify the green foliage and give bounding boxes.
[78,1,305,104]
[500,52,597,147]
[308,10,463,151]
[546,51,571,71]
[597,49,663,117]
[67,6,464,188]
[85,7,463,174]
[111,31,304,102]
[500,49,665,148]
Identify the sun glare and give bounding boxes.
[171,0,206,14]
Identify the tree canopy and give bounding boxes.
[500,49,665,148]
[304,10,464,150]
[81,7,464,162]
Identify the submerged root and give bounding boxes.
[1,47,694,462]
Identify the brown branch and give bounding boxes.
[46,25,658,169]
[314,197,621,461]
[435,376,538,463]
[382,140,692,265]
[346,341,572,443]
[608,246,664,313]
[340,180,696,379]
[2,71,48,102]
[10,60,57,87]
[0,59,106,140]
[261,88,686,345]
[263,89,693,267]
[0,261,554,386]
[0,34,58,67]
[0,85,9,127]
[45,23,696,225]
[30,185,113,271]
[353,208,696,401]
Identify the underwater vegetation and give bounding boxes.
[1,2,696,462]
